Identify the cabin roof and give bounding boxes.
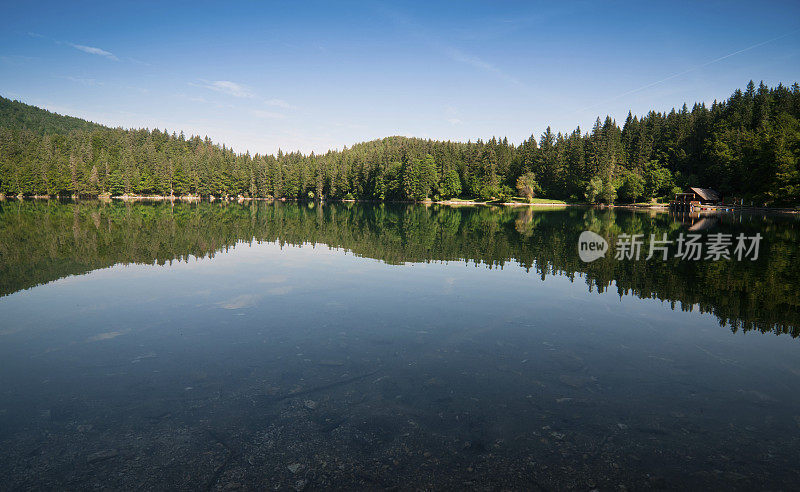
[689,187,720,202]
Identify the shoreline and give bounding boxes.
[0,194,575,208]
[1,194,797,213]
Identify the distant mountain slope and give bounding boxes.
[0,95,106,135]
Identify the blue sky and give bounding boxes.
[1,0,798,154]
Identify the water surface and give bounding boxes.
[1,201,798,489]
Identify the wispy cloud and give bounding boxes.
[441,46,523,87]
[194,80,295,114]
[176,93,208,103]
[264,98,294,109]
[28,32,127,63]
[127,57,151,67]
[251,109,285,119]
[67,43,118,61]
[574,28,800,115]
[200,80,254,98]
[125,85,150,94]
[376,6,529,89]
[445,106,463,125]
[63,76,103,86]
[27,32,125,63]
[0,54,37,65]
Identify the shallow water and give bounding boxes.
[1,201,799,489]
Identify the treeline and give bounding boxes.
[1,80,799,205]
[1,200,798,336]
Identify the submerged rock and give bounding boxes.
[86,449,118,463]
[318,360,345,367]
[559,374,596,388]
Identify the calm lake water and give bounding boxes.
[0,200,799,489]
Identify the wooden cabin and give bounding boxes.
[670,187,721,211]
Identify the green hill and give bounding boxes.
[0,95,106,136]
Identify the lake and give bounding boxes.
[0,200,798,489]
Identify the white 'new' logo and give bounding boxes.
[578,231,608,262]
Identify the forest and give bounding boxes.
[1,80,799,205]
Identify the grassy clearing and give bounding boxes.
[440,197,488,203]
[506,196,567,204]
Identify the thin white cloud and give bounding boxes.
[67,43,118,61]
[442,47,523,87]
[176,93,208,103]
[251,109,285,119]
[201,80,254,98]
[64,76,103,86]
[0,54,37,65]
[376,6,528,89]
[574,28,800,115]
[264,98,295,109]
[125,86,149,94]
[28,32,127,63]
[195,80,296,111]
[127,57,151,66]
[445,106,463,125]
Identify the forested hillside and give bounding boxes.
[0,97,105,135]
[1,81,798,205]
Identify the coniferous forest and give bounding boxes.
[1,80,799,205]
